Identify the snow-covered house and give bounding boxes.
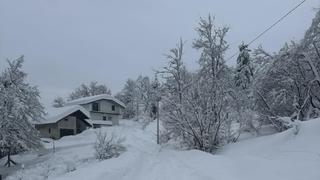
[34,105,92,139]
[35,94,125,139]
[63,94,125,128]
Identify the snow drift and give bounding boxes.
[4,118,320,180]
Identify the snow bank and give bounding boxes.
[222,118,320,156]
[220,118,320,180]
[4,118,320,180]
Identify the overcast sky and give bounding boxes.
[0,0,319,108]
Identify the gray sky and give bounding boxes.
[0,0,319,107]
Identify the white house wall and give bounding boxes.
[80,99,124,123]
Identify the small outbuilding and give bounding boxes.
[35,105,92,139]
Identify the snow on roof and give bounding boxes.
[64,94,125,108]
[35,105,90,124]
[86,120,113,126]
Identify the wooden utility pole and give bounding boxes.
[157,100,160,145]
[153,73,161,145]
[52,138,56,153]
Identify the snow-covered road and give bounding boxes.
[4,119,320,180]
[50,121,234,180]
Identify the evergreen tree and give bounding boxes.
[235,43,253,89]
[0,56,44,153]
[232,43,257,135]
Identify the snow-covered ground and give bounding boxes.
[2,118,320,180]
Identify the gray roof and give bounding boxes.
[64,94,125,108]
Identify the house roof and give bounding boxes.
[35,105,90,125]
[64,94,126,108]
[86,120,113,126]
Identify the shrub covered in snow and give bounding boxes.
[94,131,126,160]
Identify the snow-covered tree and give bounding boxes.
[252,9,320,131]
[160,39,193,145]
[52,97,65,108]
[0,56,44,153]
[231,43,257,136]
[116,75,160,120]
[94,131,125,160]
[69,81,111,100]
[161,39,189,104]
[235,43,253,89]
[160,16,235,153]
[191,15,233,151]
[297,9,320,119]
[136,75,153,116]
[116,79,139,119]
[253,44,307,131]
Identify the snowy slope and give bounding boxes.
[4,119,320,180]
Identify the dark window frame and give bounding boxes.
[111,105,115,111]
[92,102,100,111]
[103,116,107,121]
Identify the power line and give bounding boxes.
[226,0,307,62]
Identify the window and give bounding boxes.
[48,128,51,134]
[108,116,112,121]
[64,118,68,121]
[103,116,107,121]
[92,102,100,111]
[111,105,115,111]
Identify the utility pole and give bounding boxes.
[52,138,55,153]
[156,99,160,144]
[136,98,139,121]
[153,73,161,145]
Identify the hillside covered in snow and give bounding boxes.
[1,1,320,180]
[3,118,320,180]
